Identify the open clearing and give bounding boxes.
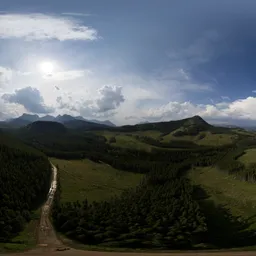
[162,131,235,146]
[95,131,155,151]
[50,158,143,203]
[96,130,235,150]
[188,166,256,228]
[238,148,256,166]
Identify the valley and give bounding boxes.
[2,115,256,254]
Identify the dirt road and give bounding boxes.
[37,164,62,248]
[6,164,256,256]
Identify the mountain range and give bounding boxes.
[0,114,116,129]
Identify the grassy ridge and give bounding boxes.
[95,130,236,153]
[238,148,256,166]
[50,158,143,203]
[189,166,256,228]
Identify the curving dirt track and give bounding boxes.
[5,164,256,256]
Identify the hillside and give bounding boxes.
[3,114,256,251]
[6,115,244,159]
[0,131,52,246]
[24,121,67,134]
[114,115,229,135]
[9,122,109,160]
[63,119,109,130]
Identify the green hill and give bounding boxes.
[3,115,256,251]
[115,115,212,133]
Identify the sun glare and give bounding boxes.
[40,61,54,74]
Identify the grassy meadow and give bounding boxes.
[188,166,256,229]
[95,130,236,152]
[162,131,235,146]
[50,158,143,203]
[238,148,256,166]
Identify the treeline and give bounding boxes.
[217,145,256,182]
[15,127,234,174]
[51,143,239,249]
[52,163,208,249]
[100,146,232,173]
[0,136,52,242]
[135,135,201,149]
[13,131,109,159]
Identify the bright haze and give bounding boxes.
[1,0,256,126]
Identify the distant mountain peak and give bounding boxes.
[2,113,115,128]
[185,115,209,126]
[19,113,39,121]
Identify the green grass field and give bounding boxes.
[188,166,256,229]
[50,158,143,203]
[94,131,155,151]
[238,148,256,166]
[162,131,235,146]
[0,209,40,253]
[96,130,236,150]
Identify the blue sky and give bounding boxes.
[1,0,256,125]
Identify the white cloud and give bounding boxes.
[55,85,125,118]
[140,96,256,123]
[0,66,12,87]
[0,13,98,41]
[96,85,125,112]
[43,70,91,81]
[144,101,202,122]
[62,12,91,17]
[0,97,24,120]
[2,86,54,114]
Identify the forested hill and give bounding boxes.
[24,121,67,134]
[111,115,231,135]
[0,131,52,242]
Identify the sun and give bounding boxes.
[40,61,54,74]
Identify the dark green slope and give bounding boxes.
[24,121,67,134]
[118,115,209,132]
[0,131,52,242]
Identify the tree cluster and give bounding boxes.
[0,138,51,242]
[51,143,236,249]
[217,145,256,182]
[52,164,207,249]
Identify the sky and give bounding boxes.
[1,0,256,125]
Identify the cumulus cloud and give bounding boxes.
[56,96,77,112]
[144,101,202,122]
[79,85,125,117]
[142,96,256,124]
[2,86,54,114]
[56,85,125,118]
[0,13,98,41]
[96,85,125,112]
